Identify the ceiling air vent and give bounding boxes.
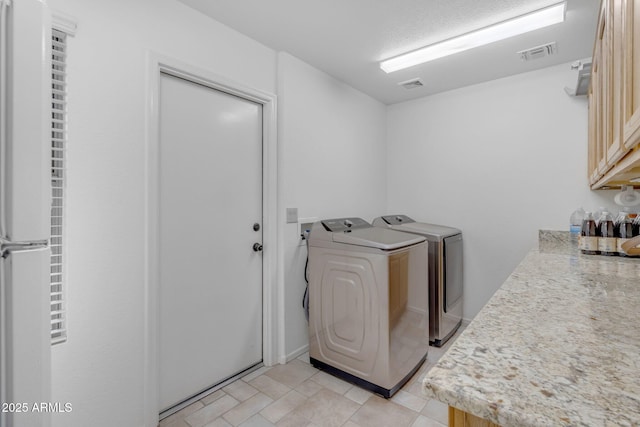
[518,42,557,61]
[398,78,424,90]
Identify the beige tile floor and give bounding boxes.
[159,326,465,427]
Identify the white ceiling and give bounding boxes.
[177,0,600,105]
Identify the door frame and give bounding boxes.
[143,52,279,426]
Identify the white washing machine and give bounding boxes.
[307,217,429,398]
[373,215,463,347]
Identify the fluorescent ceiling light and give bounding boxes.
[380,1,566,73]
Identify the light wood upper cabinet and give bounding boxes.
[596,7,609,177]
[623,0,640,149]
[590,1,613,180]
[589,0,640,189]
[608,0,625,164]
[589,78,598,185]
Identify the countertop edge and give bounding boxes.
[421,230,640,427]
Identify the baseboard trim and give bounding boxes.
[285,343,309,363]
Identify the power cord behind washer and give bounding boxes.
[302,229,310,321]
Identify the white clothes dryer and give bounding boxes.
[307,217,429,398]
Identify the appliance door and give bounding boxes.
[1,0,51,242]
[0,1,52,426]
[1,247,51,427]
[443,234,463,312]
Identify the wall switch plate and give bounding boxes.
[286,208,298,224]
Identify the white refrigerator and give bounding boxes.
[1,0,53,426]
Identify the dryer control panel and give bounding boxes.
[380,215,415,225]
[321,217,370,232]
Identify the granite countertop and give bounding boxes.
[422,231,640,427]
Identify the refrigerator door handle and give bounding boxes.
[0,237,48,258]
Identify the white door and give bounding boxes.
[158,72,263,411]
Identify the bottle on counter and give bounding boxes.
[581,212,600,255]
[594,206,605,226]
[615,207,636,226]
[569,207,585,246]
[598,211,617,256]
[617,213,636,257]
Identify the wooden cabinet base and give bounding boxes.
[591,145,640,189]
[449,406,501,427]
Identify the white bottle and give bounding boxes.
[594,206,605,225]
[569,207,585,246]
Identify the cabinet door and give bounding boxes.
[591,51,604,183]
[596,1,611,175]
[623,0,640,149]
[607,0,626,163]
[588,84,599,184]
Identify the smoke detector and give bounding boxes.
[398,78,424,90]
[518,42,557,61]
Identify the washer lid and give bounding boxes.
[333,227,425,250]
[395,222,461,239]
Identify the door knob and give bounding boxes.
[253,243,263,252]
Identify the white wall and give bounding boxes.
[46,2,387,424]
[277,52,387,359]
[387,62,618,319]
[37,0,618,423]
[46,1,276,426]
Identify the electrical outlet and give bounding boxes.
[298,217,318,246]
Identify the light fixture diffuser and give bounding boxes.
[380,1,566,73]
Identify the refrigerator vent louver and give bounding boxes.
[518,42,557,61]
[398,78,424,90]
